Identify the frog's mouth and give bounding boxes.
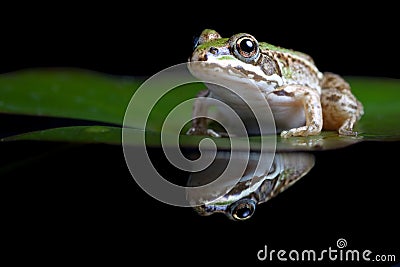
[188,54,282,94]
[188,58,279,114]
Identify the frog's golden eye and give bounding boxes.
[231,34,260,63]
[230,199,256,221]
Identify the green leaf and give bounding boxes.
[0,68,141,125]
[0,125,239,149]
[0,125,374,152]
[1,125,124,145]
[1,69,400,151]
[350,77,400,139]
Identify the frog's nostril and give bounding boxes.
[209,47,218,55]
[190,52,207,62]
[198,52,208,61]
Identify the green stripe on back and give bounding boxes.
[260,42,313,62]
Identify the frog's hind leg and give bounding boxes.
[320,72,364,136]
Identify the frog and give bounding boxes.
[187,29,364,138]
[188,152,315,221]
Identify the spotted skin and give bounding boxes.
[321,73,364,135]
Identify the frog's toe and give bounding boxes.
[337,116,359,136]
[338,128,358,136]
[187,127,206,136]
[280,129,304,138]
[280,130,291,138]
[280,129,305,138]
[206,129,222,138]
[186,127,222,138]
[280,126,320,138]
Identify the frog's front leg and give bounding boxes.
[320,72,364,136]
[186,89,222,137]
[269,85,323,138]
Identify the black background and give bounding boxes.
[2,4,399,266]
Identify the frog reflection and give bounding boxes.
[187,152,315,221]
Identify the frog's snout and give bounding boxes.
[190,50,208,62]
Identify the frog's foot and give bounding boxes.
[281,125,321,138]
[186,127,222,138]
[338,116,359,136]
[271,85,323,138]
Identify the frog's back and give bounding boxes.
[259,42,314,63]
[259,42,322,90]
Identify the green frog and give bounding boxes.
[187,29,364,137]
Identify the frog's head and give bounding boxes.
[188,29,282,90]
[190,29,260,64]
[189,153,315,221]
[189,152,282,221]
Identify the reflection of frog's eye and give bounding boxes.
[230,199,256,221]
[232,35,260,63]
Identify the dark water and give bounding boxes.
[1,138,399,265]
[2,6,400,265]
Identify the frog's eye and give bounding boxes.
[231,34,260,63]
[229,199,256,221]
